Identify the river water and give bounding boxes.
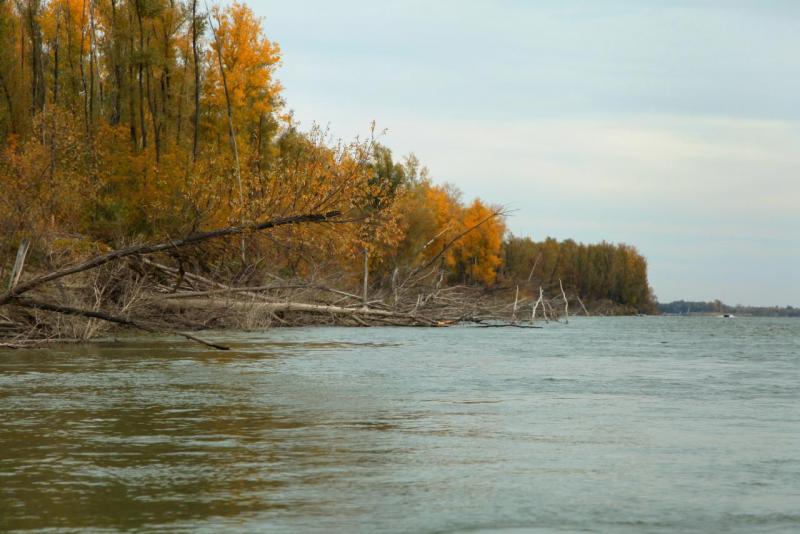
[1,317,799,533]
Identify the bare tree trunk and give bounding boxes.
[531,286,544,323]
[26,0,45,114]
[512,285,519,323]
[527,252,541,282]
[49,68,58,186]
[176,40,189,143]
[362,248,369,307]
[256,112,265,172]
[109,0,122,125]
[191,0,200,161]
[544,299,556,322]
[207,8,245,262]
[127,12,137,148]
[88,0,96,131]
[145,58,161,162]
[52,9,60,105]
[135,0,146,148]
[64,0,79,107]
[0,71,16,134]
[192,0,200,161]
[7,241,31,291]
[161,44,170,145]
[78,0,89,133]
[576,295,590,316]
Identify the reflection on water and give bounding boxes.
[1,318,800,533]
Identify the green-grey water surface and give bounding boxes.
[1,317,799,533]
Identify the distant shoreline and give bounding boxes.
[658,300,800,318]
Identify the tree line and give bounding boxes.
[0,0,655,313]
[658,301,800,317]
[501,236,655,313]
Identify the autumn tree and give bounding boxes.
[452,199,505,285]
[0,0,655,313]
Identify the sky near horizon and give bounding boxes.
[250,0,799,306]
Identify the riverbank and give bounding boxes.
[2,266,645,350]
[0,214,651,350]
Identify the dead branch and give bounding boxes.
[532,286,544,322]
[13,297,229,350]
[407,208,506,280]
[576,295,590,316]
[559,278,569,324]
[7,240,31,291]
[157,297,443,326]
[0,211,341,306]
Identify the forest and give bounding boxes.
[0,0,655,346]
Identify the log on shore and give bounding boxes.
[155,297,446,327]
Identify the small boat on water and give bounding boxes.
[721,313,736,318]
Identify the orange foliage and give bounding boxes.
[4,0,639,300]
[204,3,282,130]
[453,199,505,284]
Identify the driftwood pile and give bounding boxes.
[0,211,582,350]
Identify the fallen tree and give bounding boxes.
[1,211,343,349]
[0,208,577,350]
[0,211,341,307]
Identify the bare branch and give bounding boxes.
[13,297,229,350]
[0,211,341,306]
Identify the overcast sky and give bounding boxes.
[251,0,799,306]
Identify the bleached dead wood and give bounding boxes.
[512,285,519,323]
[0,212,344,348]
[362,248,369,307]
[559,278,569,324]
[0,207,570,347]
[531,286,544,322]
[576,295,590,316]
[7,240,30,291]
[526,252,541,282]
[545,299,557,322]
[156,297,444,326]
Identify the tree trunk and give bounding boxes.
[362,248,369,307]
[208,10,245,262]
[191,0,200,161]
[27,0,45,115]
[78,0,89,133]
[135,0,146,148]
[0,71,16,134]
[52,10,60,105]
[127,12,137,148]
[88,0,96,131]
[109,0,122,125]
